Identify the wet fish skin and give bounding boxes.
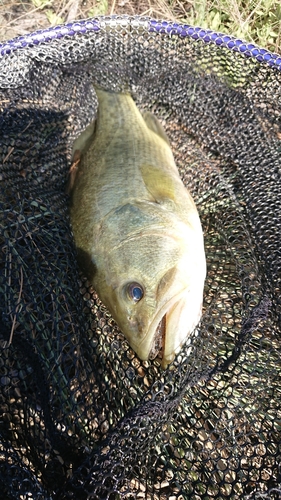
[70,88,206,368]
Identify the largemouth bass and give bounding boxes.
[69,88,206,368]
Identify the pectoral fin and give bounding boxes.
[66,150,81,195]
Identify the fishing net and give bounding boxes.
[0,15,281,499]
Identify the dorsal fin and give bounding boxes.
[140,164,178,203]
[140,163,197,218]
[142,111,171,145]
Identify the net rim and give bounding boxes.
[0,14,281,70]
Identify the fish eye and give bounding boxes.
[126,282,144,303]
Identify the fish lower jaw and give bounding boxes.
[160,298,203,369]
[160,340,189,369]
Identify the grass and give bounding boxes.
[0,0,281,53]
[187,0,281,51]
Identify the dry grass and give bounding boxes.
[0,0,280,53]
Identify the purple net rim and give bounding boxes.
[0,15,281,69]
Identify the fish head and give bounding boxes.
[93,202,206,368]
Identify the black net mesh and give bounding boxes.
[0,15,281,499]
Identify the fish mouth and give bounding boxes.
[137,287,189,363]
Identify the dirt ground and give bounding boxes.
[0,0,191,42]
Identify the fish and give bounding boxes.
[69,87,206,368]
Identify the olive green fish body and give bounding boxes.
[70,88,206,367]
